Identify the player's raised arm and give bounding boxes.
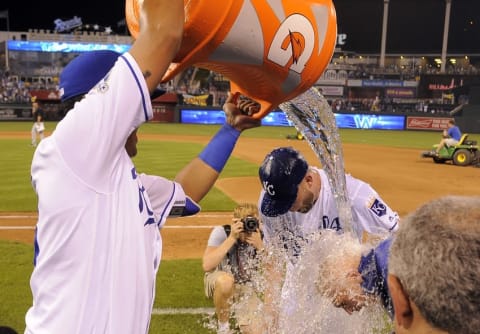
[128,0,184,94]
[175,93,261,202]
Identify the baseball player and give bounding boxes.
[30,99,45,147]
[257,147,399,327]
[25,1,261,333]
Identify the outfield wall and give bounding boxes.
[0,103,467,132]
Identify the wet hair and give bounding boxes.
[389,196,480,333]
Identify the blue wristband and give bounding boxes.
[199,124,240,173]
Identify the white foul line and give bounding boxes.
[0,213,224,230]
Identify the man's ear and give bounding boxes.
[305,170,316,188]
[388,274,413,329]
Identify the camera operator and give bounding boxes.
[202,203,264,334]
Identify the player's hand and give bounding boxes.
[316,253,373,314]
[223,92,261,132]
[229,219,243,240]
[329,271,370,314]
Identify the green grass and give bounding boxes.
[154,259,211,308]
[0,241,34,330]
[0,139,38,211]
[0,240,215,333]
[133,140,257,210]
[149,314,213,334]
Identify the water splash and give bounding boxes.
[271,231,390,334]
[250,87,391,333]
[206,87,393,333]
[279,87,357,238]
[221,232,391,334]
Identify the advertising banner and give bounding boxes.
[316,85,344,96]
[385,88,416,98]
[29,90,60,101]
[181,109,405,130]
[406,117,454,130]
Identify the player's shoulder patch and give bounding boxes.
[95,79,109,95]
[367,196,387,217]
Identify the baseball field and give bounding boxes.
[0,121,479,333]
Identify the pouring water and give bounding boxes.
[257,87,391,333]
[279,86,356,238]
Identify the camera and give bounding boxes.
[241,216,259,233]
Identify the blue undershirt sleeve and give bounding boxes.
[358,238,394,318]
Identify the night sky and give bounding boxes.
[1,0,479,54]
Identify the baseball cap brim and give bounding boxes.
[261,192,297,217]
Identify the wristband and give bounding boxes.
[199,124,240,173]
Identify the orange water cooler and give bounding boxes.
[126,0,337,118]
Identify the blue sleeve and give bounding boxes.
[358,238,394,318]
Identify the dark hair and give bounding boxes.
[59,95,85,117]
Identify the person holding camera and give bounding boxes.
[202,203,265,334]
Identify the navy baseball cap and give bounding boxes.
[59,50,165,102]
[259,147,309,217]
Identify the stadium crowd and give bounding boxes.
[0,60,478,118]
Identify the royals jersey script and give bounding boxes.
[260,167,399,259]
[26,53,187,334]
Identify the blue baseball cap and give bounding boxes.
[59,50,120,102]
[259,147,309,217]
[59,50,165,102]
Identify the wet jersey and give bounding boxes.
[260,167,399,259]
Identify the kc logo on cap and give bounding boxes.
[262,181,276,196]
[258,147,309,216]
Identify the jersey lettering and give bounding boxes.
[138,185,155,226]
[131,167,156,226]
[322,216,342,231]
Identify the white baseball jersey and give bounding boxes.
[259,167,399,260]
[26,53,187,334]
[259,167,399,325]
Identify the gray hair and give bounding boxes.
[389,196,480,333]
